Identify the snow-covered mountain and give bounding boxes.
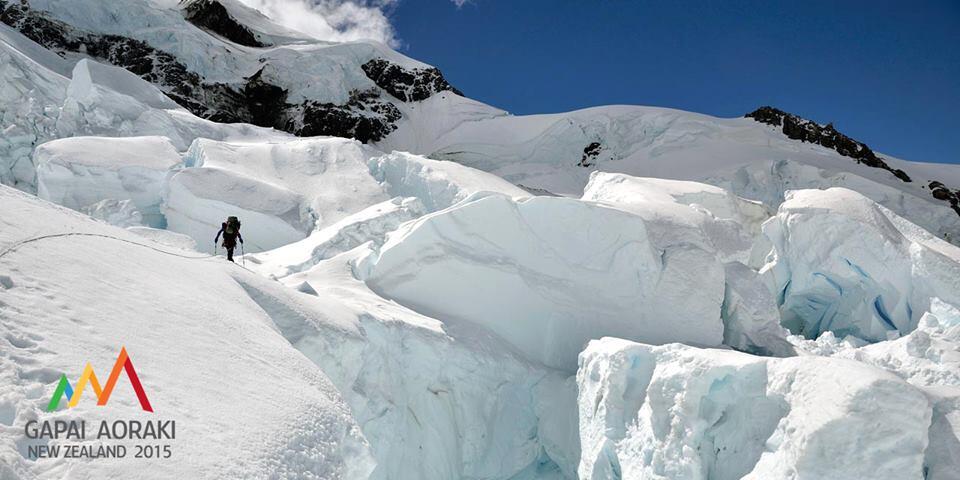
[1,0,959,479]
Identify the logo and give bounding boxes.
[47,347,153,412]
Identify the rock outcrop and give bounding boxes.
[361,58,463,102]
[746,106,911,182]
[182,0,266,48]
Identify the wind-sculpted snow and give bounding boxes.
[360,192,726,371]
[0,185,375,479]
[35,136,182,227]
[761,188,960,343]
[578,338,932,480]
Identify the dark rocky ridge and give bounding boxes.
[747,106,912,183]
[0,0,459,143]
[748,106,960,220]
[362,58,463,102]
[929,181,960,217]
[290,88,401,140]
[181,0,266,48]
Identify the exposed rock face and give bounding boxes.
[290,88,401,140]
[362,58,463,102]
[746,106,911,183]
[579,141,602,167]
[182,0,266,48]
[747,106,960,221]
[930,181,960,217]
[0,1,460,143]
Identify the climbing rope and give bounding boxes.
[0,232,216,260]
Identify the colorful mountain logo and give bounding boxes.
[47,347,153,412]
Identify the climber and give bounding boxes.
[214,216,243,262]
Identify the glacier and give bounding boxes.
[1,0,959,478]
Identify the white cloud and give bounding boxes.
[236,0,400,47]
[235,0,470,48]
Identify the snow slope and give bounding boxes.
[0,185,374,479]
[383,101,960,245]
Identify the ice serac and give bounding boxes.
[164,166,313,252]
[361,192,726,371]
[169,137,384,253]
[924,387,960,480]
[35,135,181,227]
[578,337,932,480]
[236,248,579,480]
[182,138,391,229]
[582,173,790,356]
[0,185,374,479]
[761,187,960,342]
[170,138,526,254]
[581,172,772,266]
[0,22,70,189]
[1,30,293,192]
[788,301,960,478]
[367,151,528,212]
[710,158,960,245]
[721,261,794,357]
[246,197,426,280]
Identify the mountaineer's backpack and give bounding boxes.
[224,216,241,236]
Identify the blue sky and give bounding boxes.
[390,0,960,164]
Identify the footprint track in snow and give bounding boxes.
[4,334,37,349]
